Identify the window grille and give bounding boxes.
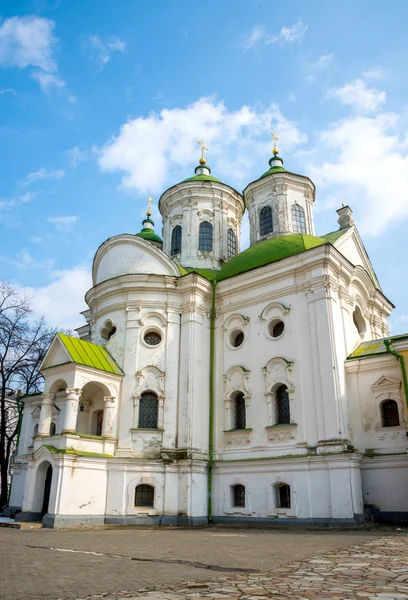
[260,206,273,236]
[275,385,290,424]
[227,228,237,258]
[138,392,158,429]
[135,484,154,507]
[144,331,162,346]
[381,400,400,427]
[292,204,307,233]
[171,225,182,256]
[234,392,246,429]
[199,221,213,251]
[275,483,291,509]
[232,484,245,507]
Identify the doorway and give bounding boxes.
[41,464,53,517]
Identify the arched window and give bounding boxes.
[381,400,400,427]
[233,392,246,430]
[275,483,291,508]
[171,225,182,256]
[275,385,290,425]
[138,392,158,429]
[50,422,56,436]
[292,204,306,233]
[32,424,38,438]
[199,221,213,251]
[227,228,237,258]
[232,484,245,507]
[260,206,273,236]
[135,484,154,507]
[353,306,366,336]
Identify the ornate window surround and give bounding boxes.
[371,375,406,440]
[224,476,251,515]
[263,357,297,443]
[132,366,165,431]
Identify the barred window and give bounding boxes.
[275,483,291,509]
[232,484,245,507]
[276,385,290,425]
[260,206,273,236]
[381,400,400,427]
[227,228,237,258]
[171,225,182,256]
[199,221,213,252]
[135,484,154,507]
[138,392,158,429]
[292,204,307,233]
[234,392,246,430]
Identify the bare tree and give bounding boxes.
[0,283,55,509]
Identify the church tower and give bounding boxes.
[159,142,244,270]
[244,134,315,246]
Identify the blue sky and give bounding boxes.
[1,1,408,331]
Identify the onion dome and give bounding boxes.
[261,132,285,177]
[135,197,163,247]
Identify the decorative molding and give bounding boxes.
[224,429,252,446]
[371,375,401,393]
[263,357,294,394]
[259,302,290,321]
[139,311,168,328]
[222,313,250,331]
[133,365,166,399]
[223,365,251,400]
[266,424,297,443]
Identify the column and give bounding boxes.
[62,388,81,434]
[37,393,54,437]
[101,396,116,439]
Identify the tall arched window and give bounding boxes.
[138,392,158,429]
[233,392,246,430]
[227,228,237,258]
[381,400,400,427]
[171,225,182,256]
[292,204,306,233]
[275,385,290,425]
[50,422,56,436]
[260,206,273,236]
[199,221,213,251]
[275,483,291,508]
[135,484,154,507]
[232,484,245,507]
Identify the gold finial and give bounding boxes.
[147,195,153,216]
[271,132,279,155]
[197,139,208,164]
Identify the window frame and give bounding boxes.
[227,228,237,258]
[233,392,246,430]
[134,484,155,508]
[232,484,246,507]
[198,221,213,252]
[275,384,290,425]
[259,206,273,237]
[138,392,159,429]
[381,399,400,427]
[275,483,291,509]
[171,225,182,256]
[291,204,307,234]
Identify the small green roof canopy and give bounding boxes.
[348,334,408,360]
[55,333,124,375]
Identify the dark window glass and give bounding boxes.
[138,393,158,429]
[275,483,291,508]
[260,206,273,236]
[292,204,307,233]
[271,320,284,338]
[171,225,182,256]
[144,331,162,346]
[234,392,246,430]
[50,422,56,436]
[276,385,290,425]
[232,331,244,347]
[381,400,400,427]
[227,228,237,258]
[135,484,154,507]
[232,484,245,507]
[199,221,213,252]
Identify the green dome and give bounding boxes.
[182,174,222,183]
[217,234,326,282]
[135,228,163,243]
[261,155,286,178]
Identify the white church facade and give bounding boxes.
[8,141,408,527]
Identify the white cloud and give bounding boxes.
[0,87,15,95]
[16,265,91,329]
[98,96,306,194]
[242,19,307,50]
[67,146,89,167]
[306,54,333,83]
[31,69,65,93]
[0,15,56,71]
[0,191,35,217]
[83,34,126,73]
[0,249,53,271]
[308,107,408,235]
[327,78,386,112]
[21,167,65,185]
[47,215,79,230]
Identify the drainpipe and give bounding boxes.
[208,280,216,523]
[384,339,408,407]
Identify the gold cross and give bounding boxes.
[147,195,153,216]
[271,132,279,155]
[197,139,208,164]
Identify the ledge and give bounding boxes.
[130,428,164,432]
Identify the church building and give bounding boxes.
[9,137,408,527]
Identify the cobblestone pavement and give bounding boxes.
[0,527,401,600]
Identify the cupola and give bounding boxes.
[135,196,163,249]
[159,140,244,270]
[244,133,315,246]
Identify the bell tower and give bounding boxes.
[244,134,315,246]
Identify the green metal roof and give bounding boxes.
[57,333,124,375]
[135,229,163,243]
[348,334,408,360]
[216,234,327,282]
[261,166,286,177]
[321,227,351,244]
[181,174,222,183]
[178,265,219,280]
